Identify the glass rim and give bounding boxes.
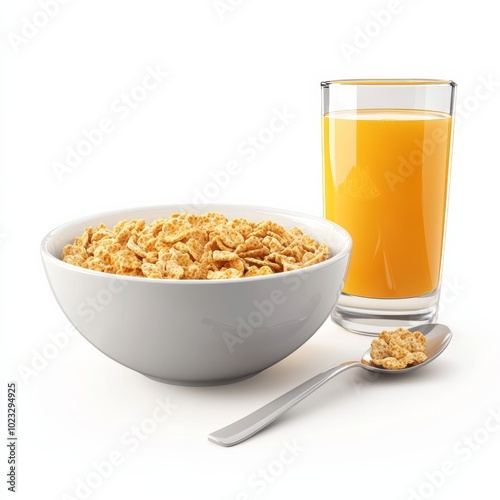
[321,79,456,87]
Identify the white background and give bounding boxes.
[1,1,499,499]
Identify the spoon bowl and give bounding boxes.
[359,322,452,374]
[209,323,452,446]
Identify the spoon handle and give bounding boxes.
[208,361,362,447]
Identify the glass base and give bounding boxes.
[332,289,439,336]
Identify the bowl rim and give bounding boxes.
[40,203,352,285]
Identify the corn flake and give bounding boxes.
[369,328,428,370]
[61,211,331,280]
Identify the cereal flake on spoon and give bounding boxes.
[368,327,428,370]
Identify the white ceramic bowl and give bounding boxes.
[41,204,352,386]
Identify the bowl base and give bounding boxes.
[142,371,262,386]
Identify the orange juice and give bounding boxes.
[323,109,452,299]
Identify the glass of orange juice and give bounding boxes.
[322,79,456,334]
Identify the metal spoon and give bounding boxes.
[208,323,452,447]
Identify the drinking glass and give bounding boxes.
[322,79,456,334]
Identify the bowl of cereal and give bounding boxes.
[41,204,352,385]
